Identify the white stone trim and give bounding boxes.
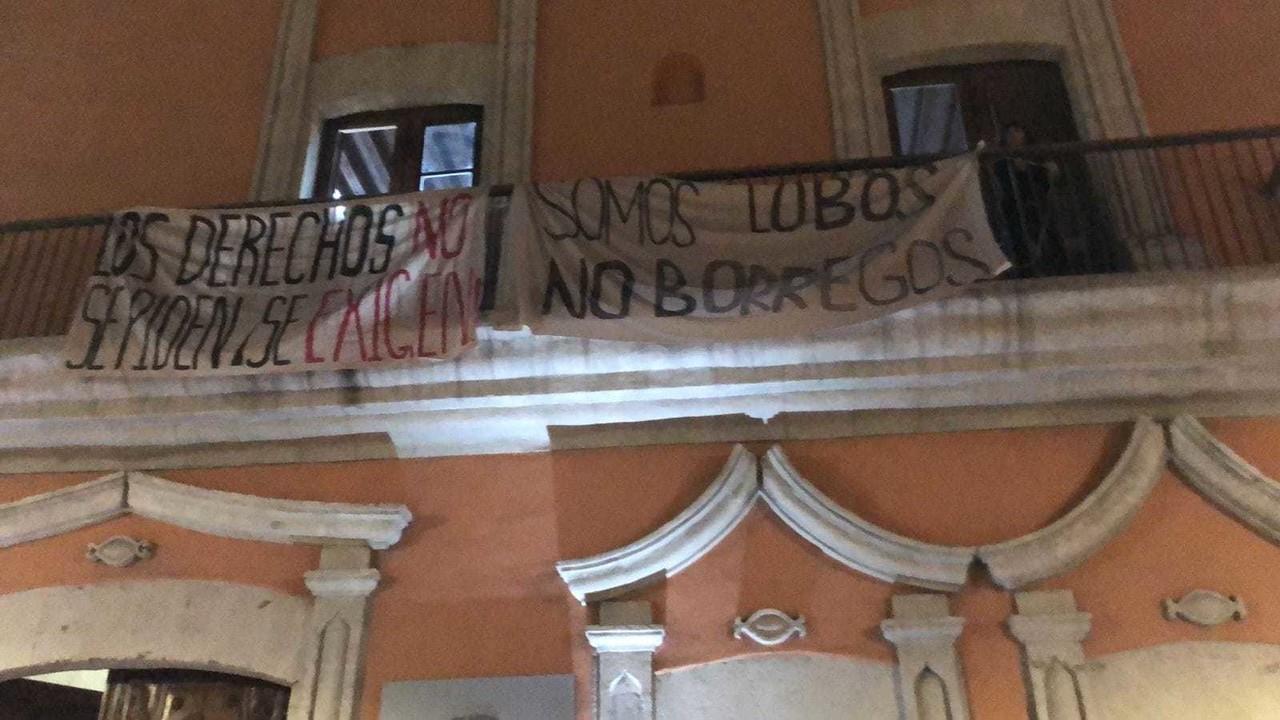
[1168,415,1280,543]
[251,0,320,200]
[555,445,758,603]
[305,568,382,599]
[818,0,1148,151]
[1007,590,1096,720]
[977,417,1166,589]
[9,269,1280,470]
[494,0,538,182]
[0,471,411,550]
[0,473,126,548]
[761,446,975,592]
[585,627,667,655]
[0,580,310,685]
[881,594,970,720]
[295,43,498,198]
[812,0,883,157]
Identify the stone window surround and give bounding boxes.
[0,471,412,720]
[814,0,1149,158]
[252,0,536,201]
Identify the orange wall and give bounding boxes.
[1113,0,1280,134]
[7,419,1280,718]
[531,0,834,181]
[0,2,280,221]
[312,0,497,60]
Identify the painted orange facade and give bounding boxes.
[3,1,1280,718]
[3,419,1280,717]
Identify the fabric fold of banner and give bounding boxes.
[63,188,488,375]
[509,153,1009,342]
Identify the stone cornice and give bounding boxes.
[4,269,1280,469]
[0,472,411,549]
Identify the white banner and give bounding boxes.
[510,153,1009,342]
[63,189,487,374]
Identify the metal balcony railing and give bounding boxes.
[2,126,1279,341]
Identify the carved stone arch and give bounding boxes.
[0,580,310,685]
[555,444,759,603]
[761,446,975,592]
[977,417,1166,589]
[0,471,412,720]
[1168,415,1280,543]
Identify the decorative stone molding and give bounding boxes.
[555,445,758,603]
[86,535,154,568]
[819,0,1147,152]
[296,43,498,197]
[1008,590,1095,720]
[559,423,1168,600]
[494,0,538,182]
[0,581,310,685]
[290,544,381,720]
[977,417,1165,589]
[0,476,406,720]
[1168,415,1280,543]
[0,473,126,548]
[251,0,320,200]
[761,446,975,592]
[0,471,411,549]
[252,0,536,198]
[10,268,1280,470]
[732,609,807,647]
[586,602,665,720]
[812,0,883,157]
[1163,590,1246,627]
[1059,0,1148,138]
[881,594,969,720]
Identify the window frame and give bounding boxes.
[313,104,484,200]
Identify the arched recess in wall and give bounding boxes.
[0,471,411,720]
[813,0,1147,157]
[652,53,706,107]
[555,418,1166,599]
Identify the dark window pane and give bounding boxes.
[419,172,474,191]
[332,126,397,198]
[890,84,968,155]
[421,122,477,173]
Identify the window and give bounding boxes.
[883,61,1080,156]
[314,105,482,201]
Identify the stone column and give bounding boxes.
[252,0,320,201]
[1007,590,1094,720]
[880,594,970,720]
[585,602,666,720]
[289,544,381,720]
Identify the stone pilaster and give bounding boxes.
[252,0,320,200]
[1008,590,1094,720]
[881,594,969,720]
[585,602,666,720]
[290,544,381,720]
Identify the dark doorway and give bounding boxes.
[0,669,289,720]
[0,678,101,720]
[883,60,1081,155]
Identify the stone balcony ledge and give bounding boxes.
[2,267,1279,472]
